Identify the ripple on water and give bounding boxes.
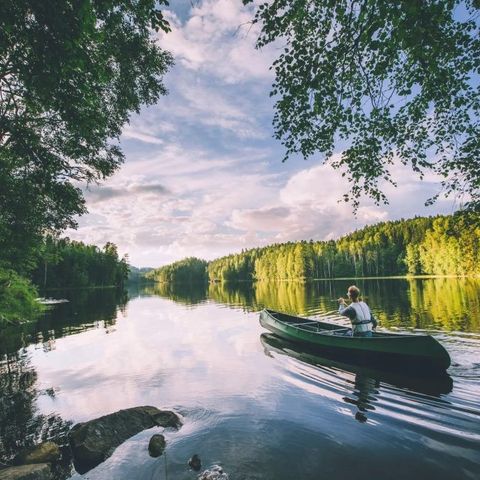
[260,332,480,440]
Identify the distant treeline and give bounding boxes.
[31,237,129,289]
[146,213,479,284]
[145,257,208,284]
[128,266,156,283]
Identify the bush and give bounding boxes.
[0,269,44,327]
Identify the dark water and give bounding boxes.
[1,278,479,479]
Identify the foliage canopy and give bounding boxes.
[31,236,129,289]
[207,213,479,281]
[245,0,480,209]
[0,0,173,271]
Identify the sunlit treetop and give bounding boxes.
[244,0,480,211]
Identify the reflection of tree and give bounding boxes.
[143,283,208,305]
[0,288,127,356]
[0,353,72,464]
[0,287,129,472]
[208,282,256,310]
[254,281,312,315]
[331,278,480,333]
[408,278,480,332]
[208,280,335,314]
[142,277,480,333]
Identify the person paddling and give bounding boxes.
[338,285,377,337]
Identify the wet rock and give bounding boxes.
[198,465,229,480]
[0,464,52,480]
[148,434,166,457]
[188,454,201,471]
[14,442,60,465]
[69,406,181,474]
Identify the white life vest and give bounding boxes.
[350,302,373,334]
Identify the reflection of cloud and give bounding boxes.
[33,300,270,423]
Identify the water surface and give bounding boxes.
[1,278,479,479]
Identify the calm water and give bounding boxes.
[1,278,479,480]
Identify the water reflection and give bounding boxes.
[346,374,379,423]
[151,278,480,333]
[0,279,479,480]
[0,352,72,468]
[139,282,208,305]
[0,288,127,356]
[407,278,480,332]
[0,288,127,471]
[260,333,453,399]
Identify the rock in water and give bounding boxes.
[188,454,201,471]
[0,464,52,480]
[14,442,60,465]
[198,465,229,480]
[148,434,166,457]
[68,406,181,474]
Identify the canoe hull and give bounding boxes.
[259,309,451,371]
[260,333,453,394]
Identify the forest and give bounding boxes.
[0,238,129,326]
[30,237,129,290]
[147,213,479,285]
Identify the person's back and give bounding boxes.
[338,286,377,337]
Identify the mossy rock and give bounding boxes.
[69,406,181,474]
[148,434,166,458]
[14,442,60,466]
[0,464,52,480]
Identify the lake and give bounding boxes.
[1,278,479,479]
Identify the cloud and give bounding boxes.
[122,129,164,145]
[227,160,454,244]
[230,206,292,232]
[121,114,177,146]
[69,151,456,267]
[228,162,389,241]
[159,0,276,84]
[65,1,458,267]
[68,143,282,265]
[84,182,170,204]
[175,82,266,139]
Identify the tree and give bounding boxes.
[245,0,480,210]
[0,0,173,271]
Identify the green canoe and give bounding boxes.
[260,333,453,394]
[259,309,451,371]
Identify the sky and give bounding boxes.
[67,0,458,268]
